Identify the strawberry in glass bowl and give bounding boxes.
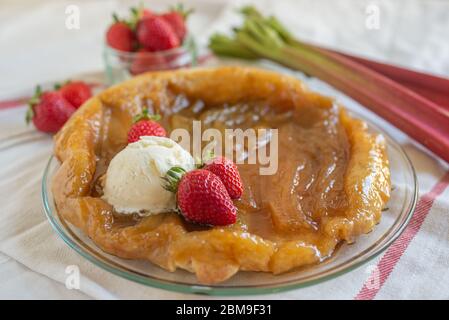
[103,4,197,84]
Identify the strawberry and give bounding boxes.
[160,4,193,42]
[129,49,167,75]
[160,12,186,42]
[164,167,237,226]
[128,5,153,29]
[26,86,76,133]
[127,108,166,143]
[136,16,180,51]
[141,9,153,18]
[57,81,92,109]
[203,156,243,199]
[106,15,135,52]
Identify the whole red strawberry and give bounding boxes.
[136,16,180,51]
[164,167,237,226]
[26,86,76,133]
[127,108,167,143]
[160,12,186,42]
[58,81,92,109]
[106,18,135,52]
[129,49,167,75]
[203,156,243,199]
[160,4,192,42]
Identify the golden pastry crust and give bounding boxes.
[52,67,390,284]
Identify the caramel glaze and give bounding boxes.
[52,67,391,284]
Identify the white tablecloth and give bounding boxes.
[1,0,448,299]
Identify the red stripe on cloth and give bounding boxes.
[0,98,29,110]
[355,171,449,300]
[0,82,103,111]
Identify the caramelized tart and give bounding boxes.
[52,67,390,284]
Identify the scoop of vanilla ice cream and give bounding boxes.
[102,136,195,215]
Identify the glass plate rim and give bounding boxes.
[42,115,418,296]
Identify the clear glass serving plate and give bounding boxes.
[42,118,417,296]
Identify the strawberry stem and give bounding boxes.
[162,166,187,193]
[112,13,120,24]
[132,108,161,123]
[128,3,145,30]
[26,85,42,124]
[195,149,215,169]
[54,79,71,90]
[171,3,194,20]
[25,107,34,125]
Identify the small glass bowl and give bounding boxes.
[103,38,196,85]
[42,113,417,295]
